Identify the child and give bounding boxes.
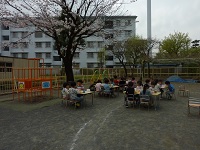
[140,84,151,96]
[155,79,164,98]
[95,80,102,92]
[103,78,113,96]
[149,81,160,92]
[124,82,135,108]
[136,80,143,91]
[68,81,83,104]
[61,82,70,99]
[113,75,119,85]
[76,79,84,90]
[165,81,175,99]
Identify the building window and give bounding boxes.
[87,41,94,48]
[13,53,18,58]
[2,36,9,40]
[21,32,28,38]
[35,42,42,48]
[35,52,42,58]
[87,52,94,58]
[3,46,9,51]
[105,56,113,61]
[22,53,28,58]
[53,56,61,61]
[105,34,113,39]
[46,53,51,59]
[1,25,9,30]
[35,31,43,38]
[45,42,51,48]
[12,32,19,38]
[125,30,132,37]
[116,20,121,27]
[125,20,131,26]
[87,63,94,68]
[104,21,113,29]
[98,41,104,48]
[74,52,79,58]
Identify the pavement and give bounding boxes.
[0,83,200,150]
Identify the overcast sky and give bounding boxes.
[125,0,200,41]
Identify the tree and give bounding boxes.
[0,0,134,82]
[125,36,158,79]
[109,41,128,77]
[158,32,191,59]
[97,48,106,68]
[191,40,200,48]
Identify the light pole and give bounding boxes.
[147,0,151,40]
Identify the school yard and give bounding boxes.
[0,82,200,150]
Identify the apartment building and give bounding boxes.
[0,16,137,68]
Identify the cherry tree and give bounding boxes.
[0,0,135,81]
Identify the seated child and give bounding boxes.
[149,81,160,92]
[61,82,70,100]
[76,79,84,91]
[155,79,164,98]
[68,81,83,103]
[136,80,143,91]
[124,82,135,108]
[140,84,151,96]
[165,81,175,99]
[103,78,113,95]
[95,80,102,92]
[113,75,119,85]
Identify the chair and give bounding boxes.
[178,85,190,97]
[166,90,176,100]
[66,98,79,109]
[188,97,200,115]
[124,94,135,107]
[139,95,151,111]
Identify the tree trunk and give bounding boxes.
[147,62,151,78]
[122,63,128,77]
[142,61,145,81]
[63,58,74,82]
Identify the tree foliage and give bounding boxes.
[158,32,191,59]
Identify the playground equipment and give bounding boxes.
[90,69,110,84]
[12,58,57,102]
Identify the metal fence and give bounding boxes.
[1,66,200,95]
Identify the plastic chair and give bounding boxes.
[178,85,190,97]
[139,95,151,111]
[124,94,135,107]
[188,97,200,115]
[166,90,176,100]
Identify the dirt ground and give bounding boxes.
[0,82,200,150]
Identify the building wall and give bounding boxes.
[0,16,137,68]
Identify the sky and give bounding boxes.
[125,0,200,41]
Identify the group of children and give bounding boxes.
[124,78,175,108]
[93,78,115,96]
[61,76,175,108]
[61,80,85,107]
